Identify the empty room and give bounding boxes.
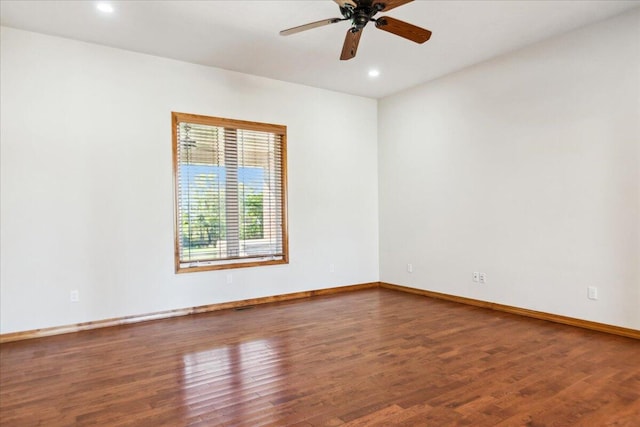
[1,0,639,425]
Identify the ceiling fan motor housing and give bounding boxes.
[353,12,370,29]
[341,2,385,30]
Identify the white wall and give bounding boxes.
[0,27,379,334]
[379,9,640,329]
[2,8,639,336]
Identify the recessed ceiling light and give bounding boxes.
[368,69,380,78]
[96,2,114,13]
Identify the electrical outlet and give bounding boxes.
[588,286,598,300]
[473,272,479,282]
[226,274,233,284]
[479,273,487,284]
[407,264,413,273]
[70,290,79,303]
[329,263,335,273]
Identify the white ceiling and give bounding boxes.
[1,0,639,98]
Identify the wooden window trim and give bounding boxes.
[172,112,289,273]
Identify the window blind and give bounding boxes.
[172,112,288,272]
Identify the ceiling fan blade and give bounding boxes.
[334,0,358,8]
[372,0,413,12]
[375,16,431,43]
[340,28,362,60]
[280,18,343,36]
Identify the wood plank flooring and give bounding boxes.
[1,288,638,426]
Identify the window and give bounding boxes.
[172,112,288,273]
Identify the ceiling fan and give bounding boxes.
[280,0,432,61]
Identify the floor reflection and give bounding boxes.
[182,337,285,424]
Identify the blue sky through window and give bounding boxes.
[181,165,265,193]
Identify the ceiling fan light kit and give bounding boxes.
[280,0,432,61]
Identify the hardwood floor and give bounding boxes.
[1,288,638,426]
